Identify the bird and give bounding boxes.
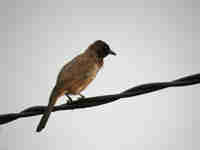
[36,40,116,132]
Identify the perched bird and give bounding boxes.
[36,40,116,132]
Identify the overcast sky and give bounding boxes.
[0,0,200,150]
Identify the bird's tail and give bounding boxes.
[36,86,61,132]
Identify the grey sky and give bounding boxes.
[0,0,200,150]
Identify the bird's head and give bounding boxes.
[90,40,116,58]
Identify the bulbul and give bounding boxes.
[36,40,116,132]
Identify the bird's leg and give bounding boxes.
[65,94,73,104]
[79,94,85,99]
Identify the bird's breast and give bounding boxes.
[72,63,100,94]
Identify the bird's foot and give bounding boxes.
[65,94,73,104]
[78,94,85,100]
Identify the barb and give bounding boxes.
[0,73,200,125]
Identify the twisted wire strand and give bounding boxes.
[0,73,200,125]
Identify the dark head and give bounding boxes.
[90,40,116,58]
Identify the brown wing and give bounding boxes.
[56,54,82,84]
[56,53,101,94]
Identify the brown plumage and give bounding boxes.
[36,40,116,132]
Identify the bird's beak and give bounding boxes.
[109,49,117,56]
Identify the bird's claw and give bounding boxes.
[78,94,85,100]
[65,94,73,104]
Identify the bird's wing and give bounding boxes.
[55,52,101,94]
[56,54,82,83]
[56,53,97,84]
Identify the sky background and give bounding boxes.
[0,0,200,150]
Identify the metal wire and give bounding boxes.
[0,73,200,125]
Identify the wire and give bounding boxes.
[0,73,200,125]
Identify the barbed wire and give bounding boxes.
[0,73,200,125]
